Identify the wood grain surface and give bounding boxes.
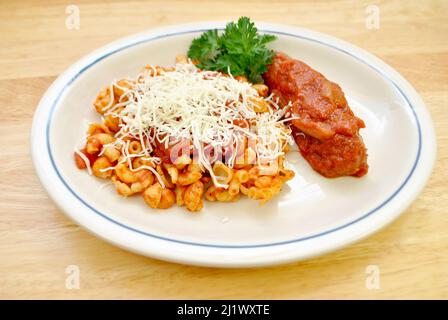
[0,0,447,299]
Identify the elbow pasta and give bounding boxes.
[73,55,295,212]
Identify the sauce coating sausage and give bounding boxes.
[264,52,368,178]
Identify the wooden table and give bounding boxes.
[1,0,447,299]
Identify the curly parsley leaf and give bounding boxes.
[187,29,221,65]
[187,17,276,83]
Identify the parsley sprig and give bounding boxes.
[187,17,276,83]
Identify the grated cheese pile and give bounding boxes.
[98,62,294,188]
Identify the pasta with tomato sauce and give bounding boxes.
[74,55,295,212]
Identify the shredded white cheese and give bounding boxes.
[98,62,295,188]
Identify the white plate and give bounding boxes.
[31,22,436,267]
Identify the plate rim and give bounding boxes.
[31,21,436,267]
